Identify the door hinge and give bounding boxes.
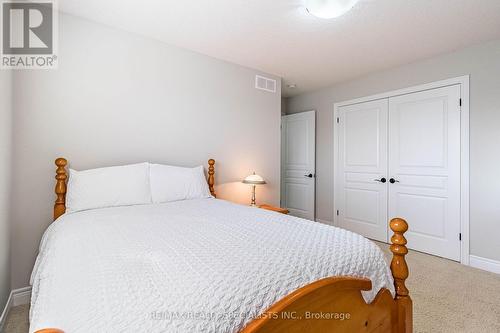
[336,117,340,124]
[459,233,462,241]
[459,98,462,107]
[336,210,339,216]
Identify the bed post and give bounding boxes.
[54,158,68,221]
[208,159,216,197]
[389,218,413,333]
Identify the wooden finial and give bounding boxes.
[54,158,68,220]
[208,159,216,198]
[389,218,409,299]
[390,217,413,332]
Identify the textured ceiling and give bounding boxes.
[59,0,500,97]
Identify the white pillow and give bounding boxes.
[66,162,152,213]
[150,164,212,203]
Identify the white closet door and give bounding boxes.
[337,99,388,242]
[388,85,461,261]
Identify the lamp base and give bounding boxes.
[250,185,257,206]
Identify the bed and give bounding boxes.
[33,158,412,333]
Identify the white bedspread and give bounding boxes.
[29,198,394,333]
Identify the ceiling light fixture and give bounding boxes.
[305,0,360,19]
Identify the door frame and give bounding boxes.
[333,75,470,265]
[281,110,316,220]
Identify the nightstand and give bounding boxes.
[258,204,289,214]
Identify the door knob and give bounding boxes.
[374,178,387,183]
[389,178,399,184]
[304,173,313,178]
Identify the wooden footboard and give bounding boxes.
[241,218,412,333]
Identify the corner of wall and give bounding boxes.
[0,68,13,316]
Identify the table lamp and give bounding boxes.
[242,172,266,206]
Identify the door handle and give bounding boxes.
[389,178,399,184]
[304,173,313,178]
[374,178,387,183]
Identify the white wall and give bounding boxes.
[287,39,500,263]
[11,13,281,289]
[0,70,12,309]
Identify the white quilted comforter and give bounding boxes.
[30,198,394,333]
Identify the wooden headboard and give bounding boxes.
[53,158,216,220]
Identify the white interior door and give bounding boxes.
[388,85,461,261]
[337,100,388,242]
[281,111,315,220]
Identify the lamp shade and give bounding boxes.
[242,173,266,185]
[305,0,359,19]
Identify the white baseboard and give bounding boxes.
[315,218,333,225]
[12,287,31,307]
[469,255,500,274]
[0,286,31,332]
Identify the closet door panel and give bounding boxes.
[388,85,461,261]
[337,99,388,242]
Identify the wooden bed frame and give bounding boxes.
[39,158,412,333]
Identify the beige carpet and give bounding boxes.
[3,243,500,333]
[375,242,500,332]
[2,304,28,333]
